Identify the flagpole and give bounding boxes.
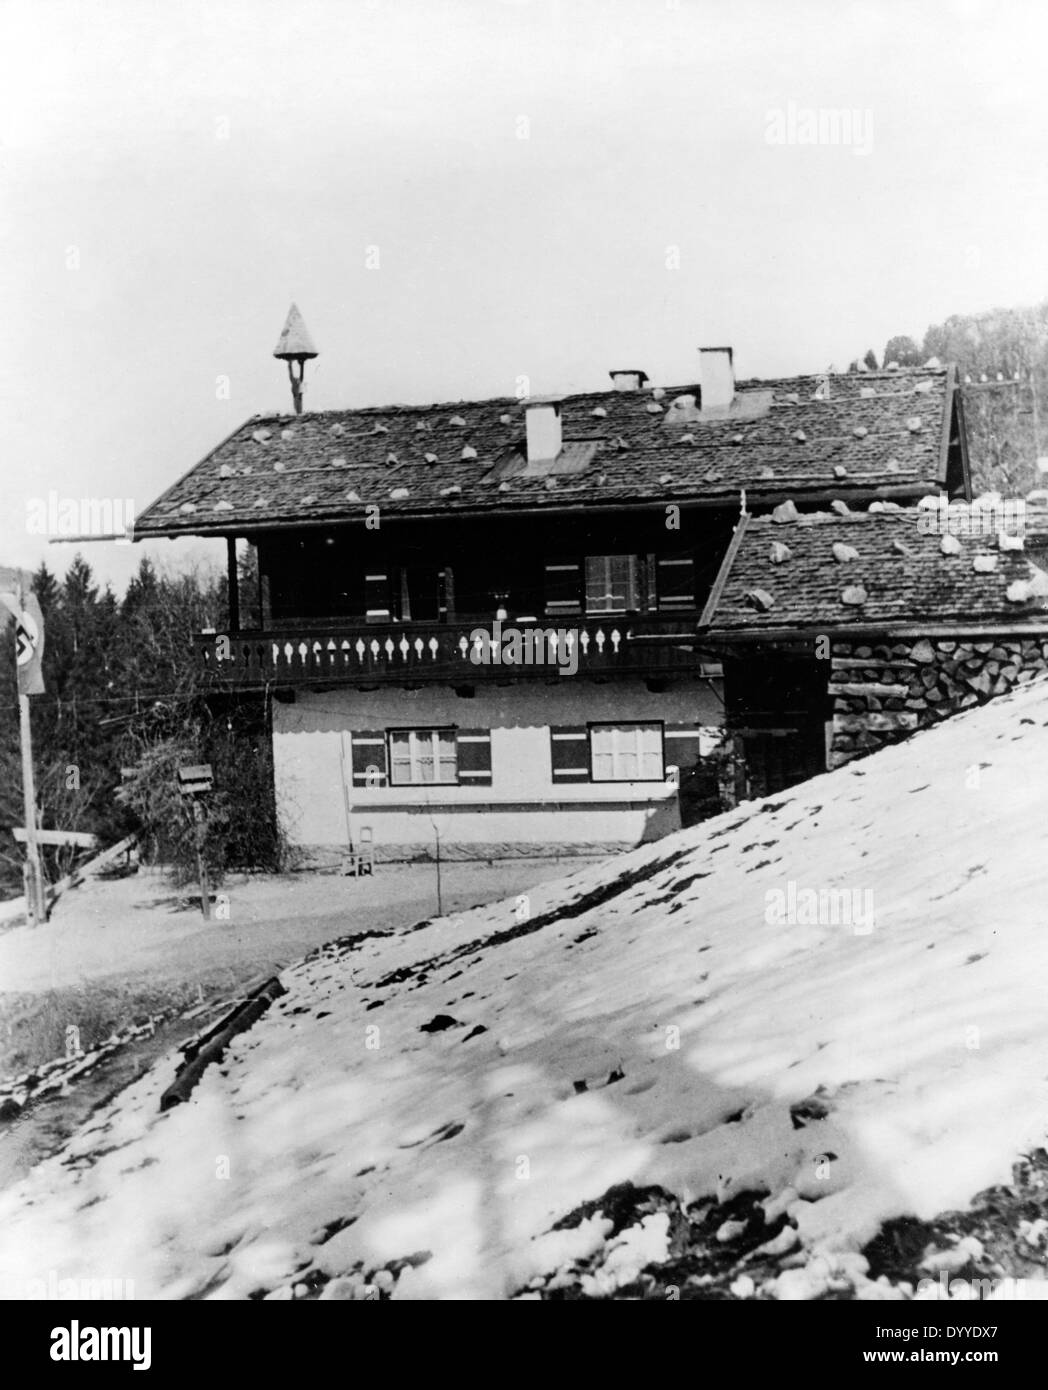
[19,690,46,924]
[15,582,47,925]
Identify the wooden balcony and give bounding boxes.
[193,616,716,688]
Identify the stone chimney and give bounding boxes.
[609,369,649,392]
[699,347,735,412]
[524,400,563,462]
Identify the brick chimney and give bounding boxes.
[699,347,735,412]
[524,400,563,462]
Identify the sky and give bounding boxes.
[1,0,1047,593]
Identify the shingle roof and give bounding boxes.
[705,503,1048,633]
[135,368,955,537]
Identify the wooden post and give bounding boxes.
[434,822,443,917]
[256,544,267,629]
[193,799,210,920]
[287,361,304,415]
[226,536,240,633]
[178,765,213,919]
[19,692,47,925]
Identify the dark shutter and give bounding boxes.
[364,571,392,623]
[549,726,590,784]
[664,724,705,775]
[350,730,388,787]
[544,560,583,616]
[643,554,658,612]
[440,566,453,621]
[456,729,492,787]
[656,551,696,612]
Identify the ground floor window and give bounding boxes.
[589,722,664,781]
[388,728,458,785]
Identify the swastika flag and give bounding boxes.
[0,592,45,695]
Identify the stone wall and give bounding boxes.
[828,634,1048,769]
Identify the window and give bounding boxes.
[487,440,600,481]
[585,555,642,613]
[590,723,664,782]
[399,566,445,623]
[389,729,458,785]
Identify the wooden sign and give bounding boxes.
[178,764,214,796]
[12,827,98,849]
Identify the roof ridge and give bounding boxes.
[749,508,920,524]
[244,370,948,423]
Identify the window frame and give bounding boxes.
[584,553,643,615]
[386,726,460,787]
[587,721,666,784]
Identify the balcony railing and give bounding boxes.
[193,616,714,687]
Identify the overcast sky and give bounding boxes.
[1,0,1046,592]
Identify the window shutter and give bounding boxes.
[350,730,388,787]
[440,566,453,621]
[643,554,658,612]
[456,729,492,786]
[364,572,392,623]
[549,726,590,784]
[656,551,696,612]
[664,723,705,775]
[398,568,412,621]
[544,560,583,616]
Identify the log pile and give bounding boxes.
[828,636,1048,769]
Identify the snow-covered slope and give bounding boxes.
[5,678,1048,1300]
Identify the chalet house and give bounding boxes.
[134,320,976,862]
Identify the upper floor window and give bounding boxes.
[389,728,458,785]
[590,722,664,782]
[585,555,643,614]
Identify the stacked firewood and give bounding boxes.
[827,636,1048,768]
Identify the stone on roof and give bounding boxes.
[133,366,958,535]
[744,588,774,612]
[707,509,1048,633]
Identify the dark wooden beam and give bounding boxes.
[226,535,240,633]
[698,512,750,628]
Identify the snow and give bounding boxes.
[0,859,574,995]
[5,677,1048,1299]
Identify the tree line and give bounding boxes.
[854,299,1048,496]
[0,552,281,901]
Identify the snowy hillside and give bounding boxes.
[5,678,1048,1300]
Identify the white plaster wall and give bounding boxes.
[272,677,723,856]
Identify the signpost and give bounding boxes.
[1,587,47,924]
[12,828,98,849]
[177,764,214,919]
